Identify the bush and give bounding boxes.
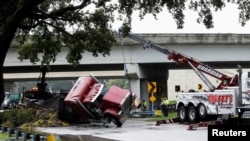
[0,108,36,127]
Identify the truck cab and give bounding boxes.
[64,76,136,127]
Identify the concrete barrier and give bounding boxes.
[0,126,47,141]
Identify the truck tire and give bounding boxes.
[197,103,207,120]
[111,117,122,127]
[187,106,198,123]
[177,106,187,123]
[103,115,122,128]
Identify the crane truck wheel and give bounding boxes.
[187,106,198,123]
[177,105,187,123]
[197,103,207,120]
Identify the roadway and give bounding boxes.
[37,118,208,141]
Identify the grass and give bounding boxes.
[0,132,10,140]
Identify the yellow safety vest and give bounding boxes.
[163,99,169,105]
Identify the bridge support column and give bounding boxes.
[124,63,169,111]
[128,79,141,98]
[124,63,143,103]
[126,78,149,109]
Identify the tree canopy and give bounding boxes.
[0,0,249,104]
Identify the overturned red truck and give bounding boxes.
[64,75,136,127]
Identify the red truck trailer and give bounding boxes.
[64,75,136,127]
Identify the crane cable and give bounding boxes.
[118,30,132,92]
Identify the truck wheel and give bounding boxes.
[103,116,111,127]
[188,106,198,123]
[111,117,122,127]
[177,106,187,123]
[198,103,207,120]
[103,115,122,128]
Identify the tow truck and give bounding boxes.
[64,74,136,127]
[119,28,250,124]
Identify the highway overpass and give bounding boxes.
[4,33,250,106]
[5,33,250,78]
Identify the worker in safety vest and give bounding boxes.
[160,97,169,116]
[142,99,147,111]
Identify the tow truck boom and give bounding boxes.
[122,31,238,91]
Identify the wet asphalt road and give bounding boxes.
[37,118,208,141]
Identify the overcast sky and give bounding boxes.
[113,3,250,34]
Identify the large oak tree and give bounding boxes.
[0,0,249,105]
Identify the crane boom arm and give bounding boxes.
[122,31,238,91]
[127,33,172,55]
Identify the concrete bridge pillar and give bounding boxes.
[124,63,169,110]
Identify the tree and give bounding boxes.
[0,0,249,105]
[105,79,129,89]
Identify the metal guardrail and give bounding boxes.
[130,103,177,118]
[168,104,177,112]
[131,110,155,117]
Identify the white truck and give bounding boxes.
[120,29,250,123]
[177,76,250,123]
